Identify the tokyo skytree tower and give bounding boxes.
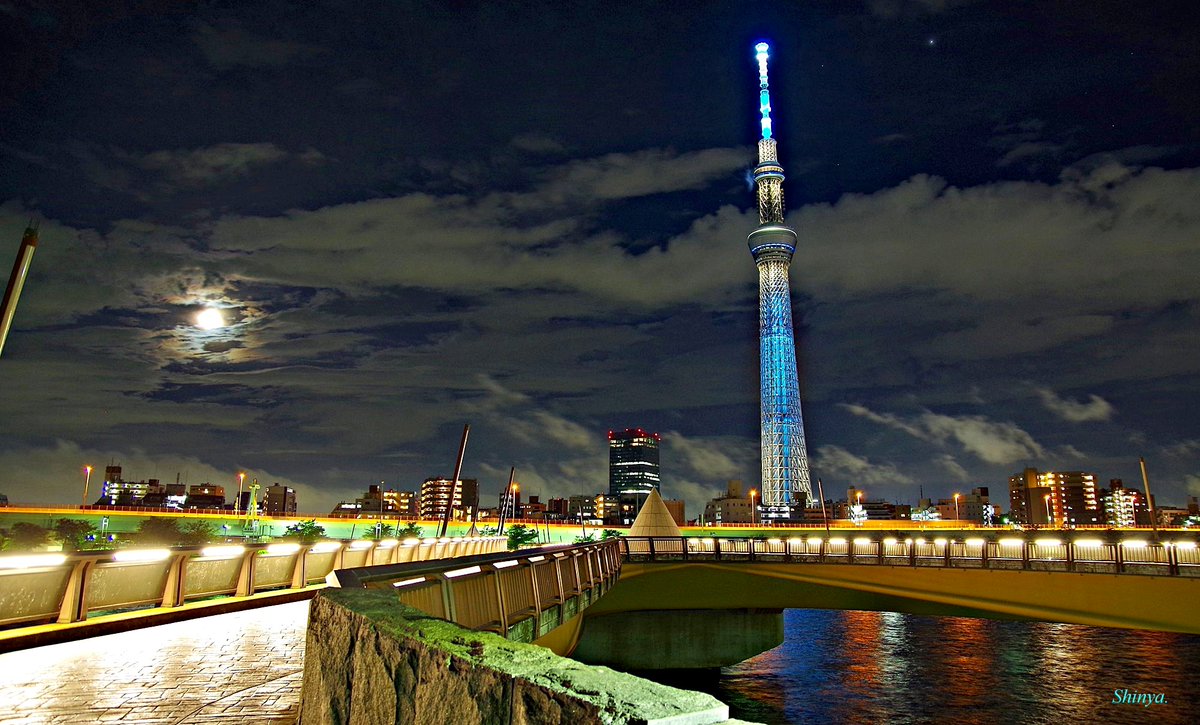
[747,42,812,509]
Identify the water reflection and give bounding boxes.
[679,609,1200,725]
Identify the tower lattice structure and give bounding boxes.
[747,42,812,509]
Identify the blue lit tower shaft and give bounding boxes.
[747,43,812,508]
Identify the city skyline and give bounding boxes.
[1,2,1199,520]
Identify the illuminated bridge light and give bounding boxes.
[703,538,715,545]
[492,560,519,569]
[828,537,847,546]
[915,538,926,546]
[965,538,986,547]
[1176,541,1198,550]
[0,553,67,570]
[348,540,374,550]
[767,538,782,545]
[1035,539,1061,547]
[310,541,343,554]
[883,537,898,547]
[444,565,481,579]
[933,538,948,547]
[807,537,823,546]
[392,576,426,588]
[1121,540,1148,548]
[998,538,1024,548]
[265,543,301,556]
[853,537,873,547]
[113,548,171,563]
[199,545,244,559]
[377,539,399,549]
[1073,538,1104,548]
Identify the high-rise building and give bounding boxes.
[1009,468,1100,526]
[262,483,297,515]
[608,428,661,497]
[1102,479,1149,528]
[746,42,812,512]
[418,477,478,521]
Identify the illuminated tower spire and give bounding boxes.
[747,42,812,510]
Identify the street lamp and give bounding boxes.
[236,472,246,515]
[749,489,758,526]
[1044,493,1053,527]
[954,493,961,521]
[82,465,93,506]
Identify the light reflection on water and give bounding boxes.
[687,610,1200,724]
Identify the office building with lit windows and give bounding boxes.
[418,477,478,521]
[608,428,661,497]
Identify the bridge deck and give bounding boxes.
[0,602,307,724]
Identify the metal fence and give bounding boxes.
[619,535,1200,576]
[0,537,504,629]
[329,538,623,642]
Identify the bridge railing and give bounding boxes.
[0,537,504,630]
[328,538,623,642]
[620,535,1200,576]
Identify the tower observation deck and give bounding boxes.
[747,42,812,512]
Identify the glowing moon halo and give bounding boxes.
[196,307,226,330]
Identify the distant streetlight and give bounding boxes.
[954,493,961,521]
[1044,493,1053,527]
[750,489,758,526]
[82,465,93,506]
[236,472,246,515]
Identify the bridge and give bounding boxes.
[2,531,1199,722]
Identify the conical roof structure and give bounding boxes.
[627,489,682,537]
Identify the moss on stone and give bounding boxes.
[319,588,727,723]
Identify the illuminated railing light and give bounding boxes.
[914,538,926,546]
[1073,539,1104,548]
[883,537,898,547]
[807,537,823,546]
[0,553,67,570]
[1034,539,1061,547]
[1175,541,1198,550]
[419,539,435,546]
[377,539,399,549]
[828,537,847,546]
[403,538,422,546]
[965,538,986,547]
[199,545,244,559]
[998,538,1025,548]
[767,538,782,545]
[348,540,374,551]
[492,560,519,569]
[310,542,343,554]
[1121,540,1148,548]
[933,538,948,547]
[904,538,914,545]
[853,537,873,547]
[444,565,482,579]
[688,538,701,544]
[393,576,426,588]
[702,538,715,545]
[526,555,545,562]
[438,538,452,544]
[265,543,301,556]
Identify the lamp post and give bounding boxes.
[236,472,245,515]
[750,489,758,526]
[81,465,93,506]
[954,492,961,521]
[1044,493,1053,527]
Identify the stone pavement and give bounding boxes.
[0,601,308,724]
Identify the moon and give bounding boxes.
[196,307,226,330]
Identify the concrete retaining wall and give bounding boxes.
[300,588,730,725]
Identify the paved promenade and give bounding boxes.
[0,602,308,724]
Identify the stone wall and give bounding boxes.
[300,588,730,725]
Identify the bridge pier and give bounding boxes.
[570,608,784,670]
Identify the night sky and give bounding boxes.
[2,0,1199,517]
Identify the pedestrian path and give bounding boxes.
[0,601,308,724]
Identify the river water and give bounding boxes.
[645,609,1200,724]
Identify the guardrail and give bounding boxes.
[620,535,1200,576]
[329,538,622,642]
[0,537,505,629]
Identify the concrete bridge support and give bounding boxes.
[571,608,784,670]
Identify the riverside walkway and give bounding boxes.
[0,602,308,724]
